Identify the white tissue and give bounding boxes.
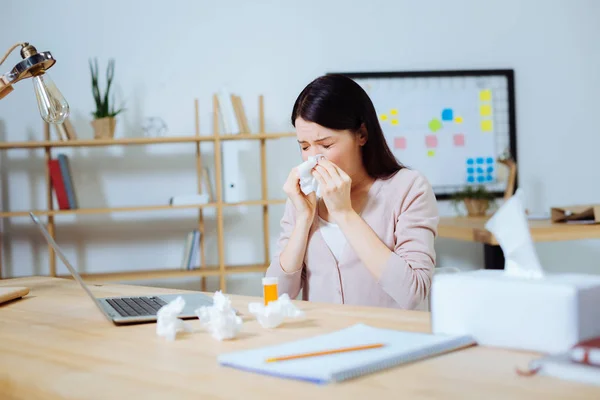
[156,296,192,341]
[484,189,544,278]
[195,291,242,341]
[248,293,305,328]
[297,154,324,196]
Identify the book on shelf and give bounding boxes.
[47,153,77,210]
[181,230,200,270]
[216,89,251,135]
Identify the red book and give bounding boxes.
[571,337,600,367]
[48,159,70,210]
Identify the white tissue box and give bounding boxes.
[430,269,600,354]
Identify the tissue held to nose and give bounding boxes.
[195,291,243,341]
[297,154,324,196]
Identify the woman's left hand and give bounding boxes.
[312,159,353,221]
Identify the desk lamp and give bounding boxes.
[0,42,69,124]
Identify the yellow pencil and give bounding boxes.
[265,343,385,363]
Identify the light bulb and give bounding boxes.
[32,73,69,124]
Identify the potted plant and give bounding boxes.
[451,185,496,217]
[89,58,125,139]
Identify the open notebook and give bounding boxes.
[218,323,476,384]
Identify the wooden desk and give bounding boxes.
[438,217,600,269]
[1,277,598,399]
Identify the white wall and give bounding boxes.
[1,0,599,295]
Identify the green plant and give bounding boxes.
[89,58,125,119]
[451,185,497,215]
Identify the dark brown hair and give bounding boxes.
[291,74,404,179]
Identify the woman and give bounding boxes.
[265,74,439,309]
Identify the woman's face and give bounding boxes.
[295,118,366,178]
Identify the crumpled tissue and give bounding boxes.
[297,154,324,196]
[156,296,192,341]
[248,293,304,328]
[195,291,242,341]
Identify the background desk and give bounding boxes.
[1,277,599,399]
[438,217,600,269]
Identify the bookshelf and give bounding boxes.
[0,94,296,292]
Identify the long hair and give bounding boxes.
[291,74,404,179]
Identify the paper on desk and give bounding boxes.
[484,189,544,278]
[248,293,304,329]
[195,291,242,341]
[156,296,192,341]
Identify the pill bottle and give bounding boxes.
[262,277,279,305]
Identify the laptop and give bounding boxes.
[30,212,213,325]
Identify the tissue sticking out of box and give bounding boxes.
[484,189,544,278]
[195,291,242,341]
[156,296,193,341]
[297,154,324,197]
[248,293,305,329]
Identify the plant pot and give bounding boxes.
[463,198,489,217]
[91,117,116,139]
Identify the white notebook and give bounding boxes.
[218,323,476,384]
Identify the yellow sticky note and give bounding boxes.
[390,109,398,116]
[427,150,435,157]
[455,116,463,123]
[391,119,399,126]
[481,120,493,132]
[480,105,492,116]
[380,114,388,121]
[480,89,492,101]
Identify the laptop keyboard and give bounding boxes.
[106,296,168,317]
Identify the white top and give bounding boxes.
[318,216,347,262]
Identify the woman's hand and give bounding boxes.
[283,167,317,223]
[312,159,353,221]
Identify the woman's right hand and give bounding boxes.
[283,167,317,223]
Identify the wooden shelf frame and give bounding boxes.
[0,95,294,291]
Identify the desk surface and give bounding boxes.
[1,277,598,399]
[439,216,600,245]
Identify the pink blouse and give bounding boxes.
[265,168,439,309]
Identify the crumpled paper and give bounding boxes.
[248,293,304,328]
[484,189,544,279]
[156,296,192,341]
[195,291,242,341]
[297,154,324,196]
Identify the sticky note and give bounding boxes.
[394,137,406,150]
[467,158,475,165]
[380,114,388,121]
[425,135,438,148]
[476,157,484,164]
[487,175,494,182]
[486,157,494,164]
[480,89,492,101]
[453,133,465,147]
[467,167,474,174]
[428,118,442,132]
[481,120,493,132]
[441,108,453,121]
[427,150,435,157]
[390,109,398,115]
[477,167,484,174]
[480,105,492,116]
[391,119,399,126]
[467,176,475,183]
[455,116,463,123]
[477,176,485,183]
[487,166,494,173]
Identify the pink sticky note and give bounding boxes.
[394,137,406,150]
[425,135,438,148]
[453,133,465,146]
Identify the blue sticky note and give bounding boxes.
[477,167,484,174]
[441,108,453,121]
[487,166,494,173]
[477,176,485,183]
[487,175,494,182]
[467,158,474,165]
[467,167,474,174]
[467,176,475,183]
[476,157,484,164]
[486,157,494,164]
